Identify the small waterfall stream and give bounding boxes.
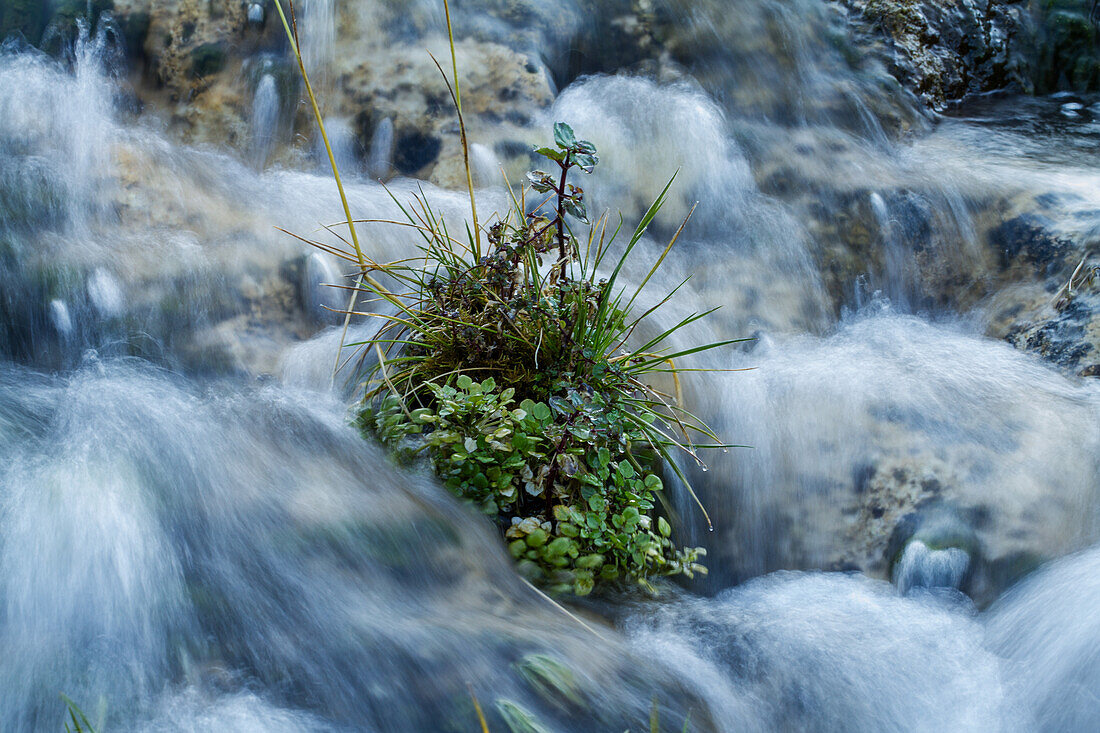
[2,1,1100,730]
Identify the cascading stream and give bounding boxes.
[3,1,1100,730]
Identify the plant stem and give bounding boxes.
[274,0,405,384]
[442,0,483,260]
[273,0,364,272]
[555,160,570,272]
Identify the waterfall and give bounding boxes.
[367,117,394,180]
[249,74,280,170]
[893,541,971,595]
[3,0,1100,729]
[298,0,337,86]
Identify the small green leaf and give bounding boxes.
[564,198,589,224]
[534,146,565,162]
[658,517,672,538]
[553,122,577,149]
[546,537,572,556]
[573,153,598,173]
[526,171,556,193]
[576,554,604,569]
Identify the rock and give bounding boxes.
[0,0,48,45]
[189,40,227,78]
[691,312,1100,607]
[845,0,1033,109]
[105,0,278,150]
[979,189,1100,376]
[392,129,442,176]
[1030,0,1100,93]
[648,0,927,134]
[1004,291,1100,375]
[332,37,554,187]
[990,213,1073,275]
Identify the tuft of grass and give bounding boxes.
[276,0,741,595]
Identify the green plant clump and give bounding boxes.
[271,0,731,598]
[350,123,735,596]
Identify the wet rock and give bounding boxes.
[118,10,151,60]
[830,452,1090,606]
[845,0,1033,109]
[843,459,958,580]
[0,0,48,45]
[650,0,927,134]
[392,129,442,176]
[990,213,1073,274]
[106,0,272,149]
[331,37,554,187]
[1004,290,1100,374]
[979,187,1100,375]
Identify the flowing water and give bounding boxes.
[2,2,1100,731]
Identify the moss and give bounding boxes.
[1033,4,1100,92]
[190,42,227,79]
[862,0,922,39]
[0,0,48,45]
[35,0,114,55]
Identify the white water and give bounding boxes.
[249,74,280,170]
[2,2,1100,731]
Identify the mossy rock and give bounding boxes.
[190,41,227,79]
[37,0,115,55]
[1033,4,1100,92]
[0,0,48,45]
